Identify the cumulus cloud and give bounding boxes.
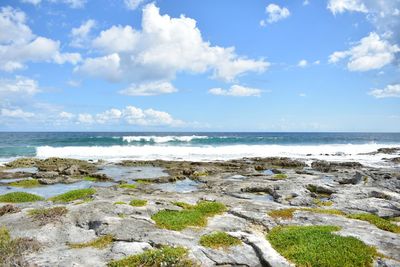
[368,84,400,98]
[0,6,81,72]
[1,108,34,119]
[327,0,368,14]
[59,111,75,119]
[329,32,399,71]
[327,0,400,51]
[260,3,290,25]
[71,106,183,126]
[70,19,96,48]
[0,76,40,96]
[77,4,268,84]
[208,85,262,97]
[119,81,177,96]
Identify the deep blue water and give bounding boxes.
[0,132,399,159]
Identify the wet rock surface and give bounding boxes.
[0,156,399,266]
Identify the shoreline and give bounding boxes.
[0,151,399,266]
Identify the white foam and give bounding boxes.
[122,135,208,143]
[35,143,400,167]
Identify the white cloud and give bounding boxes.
[78,113,94,124]
[0,76,40,96]
[75,53,121,81]
[70,19,96,48]
[59,111,74,119]
[260,3,290,25]
[119,81,177,96]
[329,32,399,71]
[298,59,308,67]
[124,0,146,10]
[209,85,262,97]
[0,6,81,72]
[58,106,186,127]
[1,108,34,118]
[368,84,400,98]
[78,4,268,83]
[96,109,122,124]
[327,0,400,49]
[327,0,368,14]
[299,93,307,97]
[303,0,310,6]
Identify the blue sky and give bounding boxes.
[0,0,399,131]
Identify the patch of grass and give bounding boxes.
[0,192,44,203]
[107,246,196,267]
[267,225,377,267]
[28,206,68,225]
[129,199,147,207]
[49,188,96,202]
[69,235,113,249]
[347,213,400,233]
[28,206,67,225]
[313,199,334,207]
[0,227,41,266]
[136,179,152,184]
[118,184,137,189]
[114,201,126,205]
[273,173,288,179]
[199,231,241,249]
[9,179,41,188]
[268,208,345,219]
[0,204,21,216]
[152,201,226,231]
[83,176,98,181]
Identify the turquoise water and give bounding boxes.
[0,132,399,162]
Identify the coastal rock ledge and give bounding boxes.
[0,156,399,267]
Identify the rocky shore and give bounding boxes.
[0,151,399,267]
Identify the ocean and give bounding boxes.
[0,132,400,166]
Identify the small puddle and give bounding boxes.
[225,174,246,180]
[0,178,26,184]
[3,167,38,174]
[0,180,115,199]
[153,178,199,193]
[235,192,275,202]
[262,169,274,175]
[96,165,168,183]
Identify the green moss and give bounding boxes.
[152,201,226,231]
[0,192,44,203]
[69,235,114,249]
[9,179,41,188]
[136,179,152,184]
[83,176,98,181]
[49,188,96,202]
[118,184,137,189]
[114,201,126,205]
[273,173,288,179]
[199,231,241,249]
[129,199,147,207]
[107,246,196,267]
[313,199,334,207]
[347,213,400,233]
[267,225,377,267]
[268,208,345,219]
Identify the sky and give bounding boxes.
[0,0,399,132]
